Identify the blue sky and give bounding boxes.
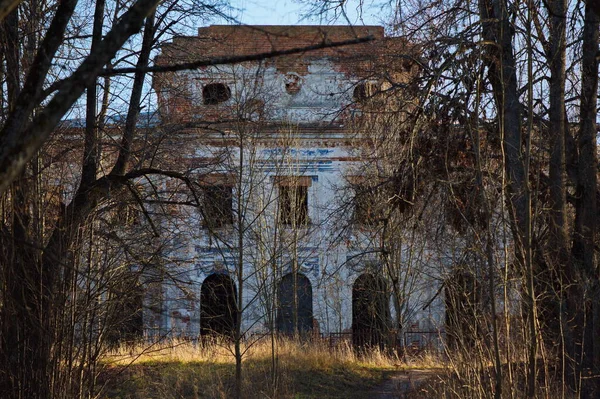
[221,0,386,26]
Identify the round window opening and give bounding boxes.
[203,83,231,105]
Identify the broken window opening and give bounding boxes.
[284,73,302,95]
[203,83,231,105]
[279,184,309,226]
[353,184,381,226]
[352,82,378,102]
[353,181,392,226]
[202,184,233,229]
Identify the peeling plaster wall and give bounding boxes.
[160,61,360,124]
[152,25,446,343]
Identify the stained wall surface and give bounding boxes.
[149,25,446,347]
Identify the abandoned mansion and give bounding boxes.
[113,24,458,348]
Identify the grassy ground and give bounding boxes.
[96,337,432,399]
[95,338,588,398]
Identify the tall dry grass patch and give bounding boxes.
[98,336,429,398]
[103,336,417,369]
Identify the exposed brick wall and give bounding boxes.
[156,25,412,73]
[153,25,418,125]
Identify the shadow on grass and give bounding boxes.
[97,358,385,399]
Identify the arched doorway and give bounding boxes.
[200,273,238,338]
[352,273,390,350]
[276,273,313,335]
[444,268,479,350]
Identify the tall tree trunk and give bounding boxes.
[234,136,244,399]
[81,0,105,188]
[478,0,532,395]
[0,7,50,399]
[572,2,599,396]
[547,0,568,260]
[111,10,156,176]
[546,0,570,362]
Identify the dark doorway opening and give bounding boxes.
[352,273,390,350]
[107,283,144,346]
[276,273,313,335]
[444,268,479,350]
[200,273,238,338]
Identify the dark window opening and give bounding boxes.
[354,185,381,226]
[352,273,390,350]
[202,185,233,229]
[200,273,238,338]
[354,181,396,226]
[203,83,231,105]
[279,185,309,226]
[276,273,313,335]
[353,82,378,102]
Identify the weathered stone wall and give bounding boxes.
[151,25,445,345]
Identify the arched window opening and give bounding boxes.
[276,273,313,335]
[200,273,238,338]
[203,83,231,105]
[352,273,390,350]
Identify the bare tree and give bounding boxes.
[0,1,228,397]
[302,0,599,396]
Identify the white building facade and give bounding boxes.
[149,25,447,349]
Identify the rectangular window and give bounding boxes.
[277,176,311,226]
[202,184,233,228]
[353,184,380,226]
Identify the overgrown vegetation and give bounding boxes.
[3,0,600,397]
[97,338,425,399]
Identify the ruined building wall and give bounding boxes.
[149,25,447,346]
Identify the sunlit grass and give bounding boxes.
[98,338,580,398]
[97,336,444,398]
[103,335,433,368]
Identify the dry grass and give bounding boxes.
[98,338,584,399]
[96,336,436,399]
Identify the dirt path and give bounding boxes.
[371,369,436,399]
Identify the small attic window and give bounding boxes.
[203,83,231,105]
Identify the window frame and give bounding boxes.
[276,176,311,227]
[199,174,235,229]
[349,176,387,227]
